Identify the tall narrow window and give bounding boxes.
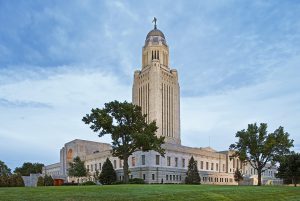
[156,155,160,165]
[167,156,171,166]
[200,161,203,169]
[182,158,185,168]
[175,157,178,167]
[113,160,116,169]
[132,157,136,167]
[142,155,145,165]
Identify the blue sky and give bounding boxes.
[0,0,300,170]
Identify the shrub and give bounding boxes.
[80,181,96,185]
[37,176,45,186]
[44,175,54,186]
[61,182,79,186]
[129,178,145,184]
[99,158,117,185]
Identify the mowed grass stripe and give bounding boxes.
[0,185,299,201]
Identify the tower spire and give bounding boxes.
[152,17,157,29]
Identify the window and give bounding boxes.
[130,175,133,179]
[152,174,155,180]
[200,161,203,169]
[211,163,214,170]
[167,156,171,166]
[216,163,218,171]
[87,165,89,172]
[175,157,178,167]
[91,164,93,172]
[176,175,178,181]
[166,175,168,180]
[156,155,160,165]
[119,159,123,168]
[173,175,175,180]
[113,160,116,169]
[142,155,145,165]
[143,174,146,180]
[95,163,97,170]
[180,175,181,181]
[99,163,102,170]
[206,162,209,170]
[182,158,185,168]
[132,157,135,167]
[170,175,172,180]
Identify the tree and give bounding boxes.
[0,160,11,176]
[68,156,87,183]
[185,156,200,184]
[44,175,54,186]
[14,162,44,176]
[230,123,293,186]
[234,168,243,183]
[99,158,117,185]
[276,152,300,187]
[82,100,165,183]
[37,176,45,186]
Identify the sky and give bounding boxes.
[0,0,300,170]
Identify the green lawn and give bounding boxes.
[0,185,299,201]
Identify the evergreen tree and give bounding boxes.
[44,175,54,186]
[37,176,45,186]
[99,158,117,185]
[185,156,200,184]
[234,168,243,183]
[68,156,87,183]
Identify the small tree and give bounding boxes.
[99,158,117,185]
[185,156,200,184]
[276,152,300,187]
[83,100,165,183]
[37,176,44,186]
[230,123,293,186]
[44,175,54,186]
[234,168,243,183]
[68,156,87,183]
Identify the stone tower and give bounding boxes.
[132,19,180,144]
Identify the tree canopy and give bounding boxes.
[0,160,11,176]
[68,156,87,181]
[14,162,44,176]
[230,123,293,186]
[185,156,200,184]
[99,158,117,185]
[276,152,300,187]
[83,100,165,183]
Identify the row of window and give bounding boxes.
[86,156,226,172]
[202,177,233,183]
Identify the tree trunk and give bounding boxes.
[257,169,262,186]
[292,177,297,187]
[123,157,129,184]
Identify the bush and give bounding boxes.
[80,181,96,185]
[111,181,124,185]
[99,158,117,185]
[44,175,54,186]
[129,178,145,184]
[37,176,45,186]
[62,182,79,186]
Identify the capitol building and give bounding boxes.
[44,21,280,185]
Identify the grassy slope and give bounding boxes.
[0,185,299,201]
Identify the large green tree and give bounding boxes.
[14,162,44,176]
[68,156,87,183]
[99,158,117,185]
[185,156,200,184]
[0,160,11,176]
[230,123,293,186]
[82,100,165,183]
[276,152,300,187]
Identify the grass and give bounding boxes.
[0,185,299,201]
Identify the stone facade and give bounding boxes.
[43,23,280,185]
